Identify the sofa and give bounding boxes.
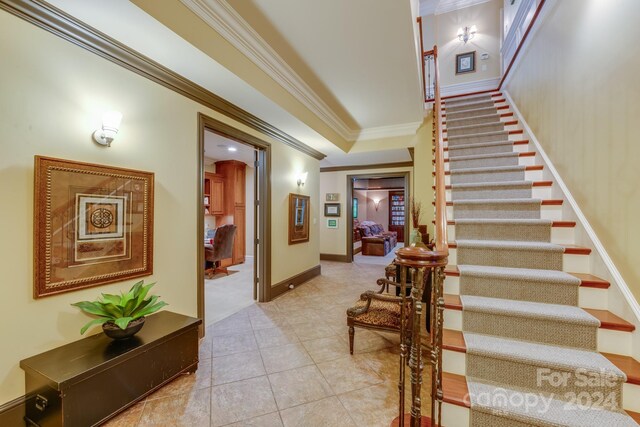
[357,221,398,256]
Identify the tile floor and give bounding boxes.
[105,260,431,427]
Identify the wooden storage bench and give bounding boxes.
[20,311,201,427]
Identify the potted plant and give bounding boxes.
[410,198,423,244]
[72,280,167,340]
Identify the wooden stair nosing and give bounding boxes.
[435,181,552,190]
[444,265,608,289]
[440,164,543,176]
[441,199,562,206]
[447,242,591,255]
[443,294,633,332]
[442,151,535,163]
[443,330,639,382]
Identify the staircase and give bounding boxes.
[435,93,640,426]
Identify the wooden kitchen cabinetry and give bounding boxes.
[204,172,224,216]
[215,160,246,265]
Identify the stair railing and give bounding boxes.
[393,45,448,427]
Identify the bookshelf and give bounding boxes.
[389,190,405,242]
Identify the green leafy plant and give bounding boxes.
[72,280,168,334]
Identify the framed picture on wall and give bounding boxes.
[325,193,339,201]
[456,51,476,74]
[353,198,358,219]
[289,193,310,244]
[33,156,154,298]
[324,203,341,217]
[327,219,338,229]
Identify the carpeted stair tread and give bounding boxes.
[446,106,498,118]
[448,130,508,140]
[451,180,532,189]
[455,239,564,252]
[460,295,600,326]
[467,380,639,427]
[457,264,578,285]
[463,333,626,379]
[445,113,500,124]
[448,139,512,153]
[449,151,520,162]
[450,165,525,175]
[453,198,541,206]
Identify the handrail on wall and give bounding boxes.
[394,44,447,427]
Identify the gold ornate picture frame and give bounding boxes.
[34,156,154,298]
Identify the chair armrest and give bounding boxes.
[347,290,404,317]
[376,278,412,291]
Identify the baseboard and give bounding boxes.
[320,253,351,262]
[0,395,26,427]
[270,264,321,299]
[354,246,362,255]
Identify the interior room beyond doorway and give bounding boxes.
[203,131,257,325]
[352,176,408,265]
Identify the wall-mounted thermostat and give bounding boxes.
[480,53,490,60]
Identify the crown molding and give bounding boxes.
[180,0,358,141]
[356,121,422,141]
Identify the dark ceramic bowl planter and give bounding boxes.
[102,317,146,340]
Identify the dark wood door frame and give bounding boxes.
[346,171,411,262]
[197,114,272,335]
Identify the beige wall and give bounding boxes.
[0,10,319,403]
[505,0,640,302]
[422,0,502,87]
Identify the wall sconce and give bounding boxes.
[297,171,308,187]
[93,111,123,147]
[372,198,381,211]
[457,25,477,44]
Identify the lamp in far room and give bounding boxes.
[372,197,381,211]
[93,111,123,147]
[457,25,477,44]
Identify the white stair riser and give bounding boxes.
[442,350,639,411]
[443,276,607,310]
[445,204,563,221]
[599,329,633,357]
[444,170,544,186]
[447,224,574,244]
[444,349,466,376]
[444,155,536,171]
[447,248,589,274]
[445,186,553,202]
[441,402,469,427]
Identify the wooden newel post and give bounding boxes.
[391,245,447,427]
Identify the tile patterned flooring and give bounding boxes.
[104,261,431,426]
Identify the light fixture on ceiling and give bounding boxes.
[93,111,122,147]
[297,171,308,187]
[227,146,237,152]
[457,25,477,44]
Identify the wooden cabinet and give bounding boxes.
[204,172,224,216]
[215,160,247,265]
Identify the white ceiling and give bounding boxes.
[204,131,256,166]
[420,0,495,15]
[225,0,425,131]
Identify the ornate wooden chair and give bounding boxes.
[346,277,413,355]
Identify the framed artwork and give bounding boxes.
[288,193,310,244]
[324,203,341,217]
[327,219,338,229]
[34,156,154,298]
[325,193,339,201]
[456,51,476,74]
[353,198,358,219]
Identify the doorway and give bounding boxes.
[346,172,410,264]
[197,114,271,330]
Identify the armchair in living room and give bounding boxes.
[346,278,413,354]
